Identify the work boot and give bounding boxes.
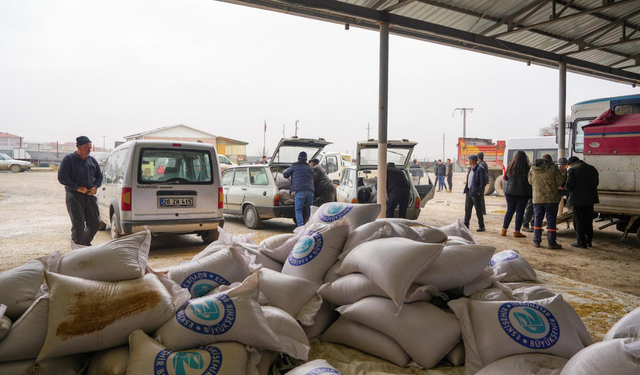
[514,231,526,238]
[500,228,507,236]
[587,241,593,248]
[476,227,486,232]
[521,225,533,233]
[548,242,563,250]
[533,242,541,248]
[571,242,587,248]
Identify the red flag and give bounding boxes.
[264,120,267,132]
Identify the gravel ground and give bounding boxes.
[1,170,639,296]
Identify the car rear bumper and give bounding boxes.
[122,217,224,234]
[255,205,296,219]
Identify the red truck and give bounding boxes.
[457,137,505,195]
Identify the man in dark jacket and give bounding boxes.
[446,158,453,193]
[57,136,103,246]
[528,154,566,249]
[477,152,489,215]
[409,159,424,185]
[463,155,486,231]
[566,156,599,248]
[435,160,447,192]
[284,152,314,226]
[309,158,336,206]
[386,162,411,218]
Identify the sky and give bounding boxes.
[1,0,639,160]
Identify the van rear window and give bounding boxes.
[138,148,213,184]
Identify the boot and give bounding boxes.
[500,228,507,236]
[548,242,563,250]
[521,225,533,233]
[514,231,526,238]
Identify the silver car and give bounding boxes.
[0,153,32,172]
[336,140,435,219]
[221,137,331,228]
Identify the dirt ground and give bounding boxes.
[1,171,638,296]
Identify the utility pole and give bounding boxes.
[453,108,474,138]
[442,133,445,160]
[366,122,372,139]
[101,135,107,151]
[295,120,299,137]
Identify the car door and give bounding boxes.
[336,169,355,203]
[226,167,248,214]
[98,152,116,224]
[220,169,234,213]
[0,154,8,170]
[247,167,272,207]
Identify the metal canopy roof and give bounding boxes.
[219,0,640,85]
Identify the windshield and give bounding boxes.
[0,153,13,160]
[573,119,592,154]
[138,148,213,184]
[218,155,232,165]
[273,146,323,164]
[359,148,412,167]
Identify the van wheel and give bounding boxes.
[10,165,21,173]
[201,230,220,244]
[243,205,262,229]
[111,213,122,240]
[494,175,505,197]
[484,175,496,195]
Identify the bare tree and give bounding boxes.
[539,116,571,136]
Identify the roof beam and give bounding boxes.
[370,0,387,11]
[477,0,548,36]
[492,0,637,39]
[566,37,640,56]
[382,0,418,13]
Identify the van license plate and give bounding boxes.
[159,198,193,207]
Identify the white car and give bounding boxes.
[0,153,32,172]
[218,154,236,172]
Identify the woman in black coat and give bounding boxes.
[501,151,532,238]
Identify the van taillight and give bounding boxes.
[172,143,182,147]
[274,194,280,207]
[121,187,132,211]
[218,187,224,209]
[415,196,421,209]
[351,198,357,204]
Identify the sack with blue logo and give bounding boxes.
[153,273,282,353]
[285,359,344,375]
[322,316,411,367]
[336,296,461,369]
[448,295,585,375]
[338,238,443,309]
[0,353,90,375]
[0,295,49,362]
[308,202,381,232]
[604,305,640,340]
[414,244,496,292]
[261,306,310,361]
[490,249,537,282]
[0,304,10,341]
[37,272,190,361]
[126,329,260,375]
[86,345,128,375]
[281,222,350,285]
[0,259,45,321]
[259,232,304,263]
[475,353,568,375]
[559,338,640,375]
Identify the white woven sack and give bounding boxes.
[168,246,257,298]
[239,242,283,272]
[154,273,282,352]
[256,268,322,326]
[604,305,640,340]
[256,350,279,375]
[490,250,537,282]
[462,267,504,296]
[261,306,310,360]
[212,282,270,305]
[260,233,297,252]
[0,304,10,341]
[448,295,584,375]
[0,354,90,375]
[127,329,260,375]
[282,222,350,285]
[340,221,428,259]
[323,260,342,284]
[321,316,411,367]
[0,295,48,362]
[375,218,429,227]
[336,297,461,369]
[191,227,255,262]
[445,341,466,367]
[302,300,339,339]
[0,259,45,321]
[412,226,448,243]
[414,244,495,291]
[47,231,151,282]
[286,359,343,375]
[445,236,475,246]
[560,338,640,375]
[338,238,443,309]
[319,273,441,306]
[38,272,189,361]
[440,219,476,243]
[86,345,128,375]
[309,202,381,231]
[476,354,568,375]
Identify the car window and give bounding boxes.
[103,155,113,183]
[346,169,354,188]
[321,157,328,170]
[326,156,338,174]
[249,167,268,186]
[218,155,232,165]
[233,168,248,185]
[221,170,233,186]
[138,148,212,184]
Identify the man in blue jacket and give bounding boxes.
[463,154,486,232]
[284,151,314,226]
[57,136,103,245]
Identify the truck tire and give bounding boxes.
[494,174,505,197]
[484,175,496,195]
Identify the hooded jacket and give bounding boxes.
[284,160,314,193]
[527,159,566,204]
[565,160,599,207]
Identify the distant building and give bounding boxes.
[0,132,23,150]
[124,124,248,163]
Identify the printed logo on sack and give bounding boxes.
[176,294,236,335]
[181,272,231,297]
[154,346,223,375]
[498,302,560,349]
[304,368,343,375]
[489,252,519,266]
[318,203,352,222]
[288,230,324,266]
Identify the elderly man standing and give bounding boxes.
[528,154,566,249]
[57,136,103,246]
[566,156,599,248]
[284,151,314,226]
[463,155,486,231]
[309,158,336,206]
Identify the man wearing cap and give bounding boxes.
[284,152,314,226]
[565,156,599,248]
[309,158,336,206]
[463,154,486,231]
[57,136,103,246]
[528,154,566,249]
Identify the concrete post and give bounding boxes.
[559,62,567,159]
[377,22,389,217]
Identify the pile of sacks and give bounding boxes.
[0,201,638,375]
[274,172,294,204]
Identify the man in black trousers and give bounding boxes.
[565,156,599,248]
[463,155,486,231]
[386,162,411,218]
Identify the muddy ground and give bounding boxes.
[1,171,638,296]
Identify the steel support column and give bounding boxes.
[559,62,567,159]
[377,21,389,217]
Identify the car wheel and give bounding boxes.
[110,213,122,240]
[201,229,220,244]
[10,165,21,173]
[98,220,107,231]
[636,226,640,248]
[243,205,262,229]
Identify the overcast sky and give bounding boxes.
[1,0,638,160]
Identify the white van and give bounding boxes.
[98,140,224,242]
[318,151,352,185]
